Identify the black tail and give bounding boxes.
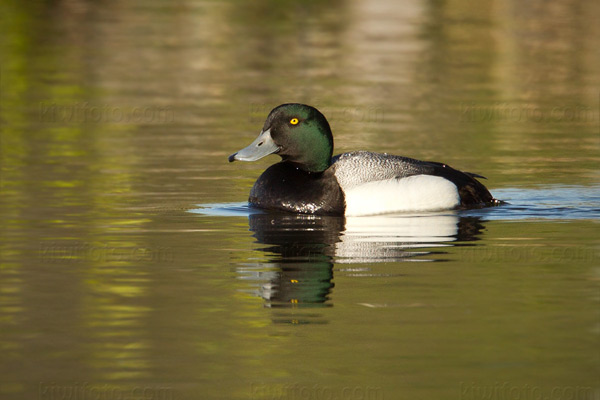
[426,162,498,207]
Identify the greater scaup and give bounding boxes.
[229,103,500,216]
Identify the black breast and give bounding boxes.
[249,162,345,215]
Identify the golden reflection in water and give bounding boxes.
[0,0,599,398]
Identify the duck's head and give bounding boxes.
[228,103,333,173]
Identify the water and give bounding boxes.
[192,185,600,307]
[1,0,599,399]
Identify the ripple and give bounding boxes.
[191,185,600,221]
[189,202,258,217]
[465,185,600,220]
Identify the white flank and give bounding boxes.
[342,175,460,216]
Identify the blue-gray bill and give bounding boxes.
[228,129,279,162]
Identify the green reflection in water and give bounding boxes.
[0,0,598,399]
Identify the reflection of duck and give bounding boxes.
[247,213,341,308]
[244,212,486,311]
[229,104,499,216]
[337,214,485,263]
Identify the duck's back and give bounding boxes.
[331,151,495,215]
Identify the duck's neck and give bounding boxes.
[285,159,330,174]
[293,129,333,173]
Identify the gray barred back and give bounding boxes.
[331,151,432,190]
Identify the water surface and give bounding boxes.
[1,0,599,399]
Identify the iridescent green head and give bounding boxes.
[229,104,334,173]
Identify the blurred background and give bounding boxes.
[1,0,599,399]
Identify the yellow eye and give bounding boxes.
[290,118,299,125]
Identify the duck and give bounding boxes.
[228,103,499,216]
